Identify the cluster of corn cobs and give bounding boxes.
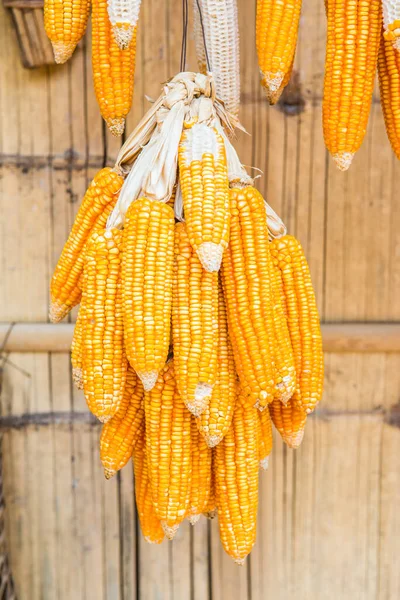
[256,0,400,169]
[49,72,323,563]
[44,0,141,135]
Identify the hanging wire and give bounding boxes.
[180,0,189,71]
[194,0,211,72]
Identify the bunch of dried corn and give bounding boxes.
[50,72,323,563]
[44,0,140,136]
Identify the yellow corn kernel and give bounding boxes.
[71,303,85,390]
[82,228,127,423]
[257,408,273,470]
[144,361,192,539]
[269,397,307,449]
[100,367,144,478]
[133,429,165,544]
[187,417,212,525]
[44,0,90,63]
[92,0,137,136]
[221,185,275,409]
[196,281,237,447]
[270,235,323,414]
[214,388,259,564]
[179,123,230,272]
[172,222,219,416]
[269,253,296,403]
[378,33,400,159]
[122,198,174,392]
[50,167,123,323]
[256,0,302,100]
[323,0,381,170]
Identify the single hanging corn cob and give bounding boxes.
[100,367,144,478]
[172,222,219,416]
[323,0,381,170]
[221,185,275,409]
[92,0,137,136]
[192,0,240,116]
[133,429,165,544]
[383,0,400,49]
[257,408,273,470]
[187,417,212,525]
[179,123,230,272]
[269,250,296,403]
[270,235,323,414]
[197,281,237,447]
[256,0,302,100]
[122,198,174,391]
[144,361,192,539]
[378,34,400,159]
[107,0,141,49]
[214,388,259,564]
[44,0,90,63]
[269,397,307,449]
[71,304,86,390]
[50,167,123,323]
[82,228,128,422]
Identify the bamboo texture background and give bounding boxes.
[0,0,400,598]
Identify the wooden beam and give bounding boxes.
[1,322,400,353]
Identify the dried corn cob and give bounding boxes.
[192,0,240,116]
[214,388,259,564]
[100,367,144,478]
[383,0,400,49]
[92,0,137,136]
[378,34,400,159]
[188,417,212,524]
[50,168,123,323]
[44,0,90,63]
[256,0,302,100]
[144,361,192,539]
[257,408,273,470]
[179,123,230,272]
[82,228,128,423]
[133,429,165,544]
[107,0,141,49]
[323,0,381,170]
[269,397,307,449]
[270,235,323,414]
[71,304,85,390]
[122,198,174,391]
[269,253,296,403]
[197,282,236,447]
[172,222,219,416]
[221,185,275,409]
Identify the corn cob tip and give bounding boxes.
[51,41,77,64]
[49,301,67,324]
[195,382,213,402]
[235,558,246,566]
[282,429,305,449]
[264,86,285,106]
[97,414,113,424]
[332,152,354,172]
[203,508,218,519]
[186,397,207,417]
[394,38,400,51]
[137,371,158,392]
[188,514,201,526]
[261,70,284,94]
[144,536,164,545]
[205,434,223,448]
[196,242,224,272]
[103,467,116,480]
[72,367,83,390]
[259,456,270,471]
[112,24,135,50]
[106,117,126,137]
[161,521,179,540]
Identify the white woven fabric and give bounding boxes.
[107,0,141,48]
[195,0,241,117]
[383,0,400,49]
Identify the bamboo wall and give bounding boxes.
[0,0,400,598]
